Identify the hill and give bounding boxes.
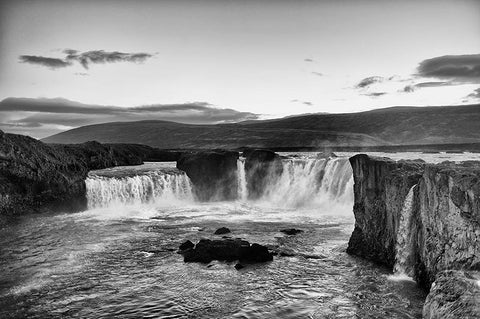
[42,104,480,149]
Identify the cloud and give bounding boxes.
[403,85,415,93]
[19,55,72,69]
[0,97,260,138]
[466,88,480,100]
[304,58,314,62]
[403,81,460,93]
[417,54,480,81]
[290,99,313,106]
[363,92,387,98]
[355,76,384,88]
[311,72,323,76]
[18,49,154,70]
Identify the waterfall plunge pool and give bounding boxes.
[0,154,431,318]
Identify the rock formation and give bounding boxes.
[176,150,239,201]
[0,130,176,220]
[347,154,480,317]
[244,149,283,199]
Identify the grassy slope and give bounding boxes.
[42,104,480,149]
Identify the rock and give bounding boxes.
[347,153,480,295]
[181,238,273,264]
[244,149,283,199]
[176,150,239,201]
[423,270,480,319]
[0,132,153,219]
[234,263,244,270]
[179,240,194,251]
[214,227,231,235]
[346,154,424,268]
[280,228,303,235]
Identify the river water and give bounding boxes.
[2,152,478,318]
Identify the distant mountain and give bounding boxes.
[42,104,480,149]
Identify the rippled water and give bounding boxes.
[0,153,447,318]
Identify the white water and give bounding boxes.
[236,158,248,201]
[243,157,353,212]
[86,167,194,208]
[393,185,417,277]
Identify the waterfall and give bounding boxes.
[257,157,354,210]
[236,158,248,201]
[86,169,194,208]
[393,185,417,277]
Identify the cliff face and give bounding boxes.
[348,154,480,317]
[176,150,239,201]
[415,163,480,288]
[346,154,424,267]
[0,131,155,219]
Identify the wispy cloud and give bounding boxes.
[304,58,314,62]
[19,55,72,69]
[311,71,323,76]
[355,76,385,88]
[18,49,154,70]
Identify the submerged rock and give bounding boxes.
[214,227,231,235]
[280,228,303,235]
[234,263,244,270]
[180,238,273,264]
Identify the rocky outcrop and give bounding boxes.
[0,131,166,220]
[346,154,424,267]
[244,149,283,199]
[348,154,480,318]
[423,270,480,319]
[180,238,273,264]
[414,162,480,288]
[176,150,239,201]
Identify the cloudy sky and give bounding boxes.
[0,0,479,138]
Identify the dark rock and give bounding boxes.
[244,149,283,199]
[346,154,424,268]
[181,238,273,264]
[176,150,239,201]
[279,250,296,257]
[280,228,303,235]
[214,227,231,235]
[179,240,194,251]
[234,263,244,270]
[423,270,480,319]
[316,152,337,159]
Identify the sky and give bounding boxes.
[0,0,479,138]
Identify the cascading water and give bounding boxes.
[236,158,248,201]
[86,164,194,208]
[393,185,417,277]
[236,156,354,212]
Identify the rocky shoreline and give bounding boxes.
[348,154,480,318]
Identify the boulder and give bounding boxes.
[179,240,194,251]
[176,150,239,201]
[214,227,231,235]
[181,238,273,264]
[280,228,303,235]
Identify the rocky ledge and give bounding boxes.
[347,154,480,317]
[0,130,179,220]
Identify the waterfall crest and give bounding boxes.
[393,185,417,277]
[86,168,194,208]
[236,157,353,210]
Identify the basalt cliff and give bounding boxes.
[347,154,480,318]
[0,130,180,221]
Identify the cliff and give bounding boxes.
[176,150,239,201]
[0,130,177,221]
[348,154,480,317]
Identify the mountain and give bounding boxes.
[42,104,480,149]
